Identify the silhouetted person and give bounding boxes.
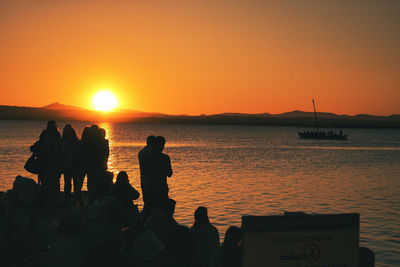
[31,120,62,209]
[113,171,140,207]
[209,226,242,267]
[30,129,48,187]
[61,124,82,206]
[146,136,173,216]
[82,125,110,203]
[46,120,62,208]
[138,135,156,219]
[191,207,220,267]
[81,126,94,203]
[113,171,140,226]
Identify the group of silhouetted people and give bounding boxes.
[26,121,246,266]
[28,121,241,266]
[29,121,111,209]
[24,120,375,267]
[107,205,241,267]
[29,121,176,218]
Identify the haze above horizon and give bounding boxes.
[1,1,399,116]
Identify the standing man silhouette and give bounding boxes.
[138,135,156,219]
[138,135,173,220]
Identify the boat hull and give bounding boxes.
[298,131,348,140]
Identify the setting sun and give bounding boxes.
[92,90,118,111]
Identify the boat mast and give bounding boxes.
[312,99,319,132]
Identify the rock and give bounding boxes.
[11,175,38,206]
[125,229,163,267]
[59,207,84,234]
[88,196,122,222]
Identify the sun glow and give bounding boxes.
[92,90,117,111]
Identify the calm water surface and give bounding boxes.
[0,120,399,266]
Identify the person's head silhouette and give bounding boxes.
[194,206,209,225]
[146,135,156,147]
[116,171,129,186]
[99,128,106,140]
[155,136,166,152]
[47,120,57,129]
[62,124,77,140]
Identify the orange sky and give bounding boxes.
[0,1,399,115]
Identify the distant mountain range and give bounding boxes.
[1,103,399,128]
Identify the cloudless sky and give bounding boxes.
[1,0,399,115]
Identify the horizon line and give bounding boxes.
[1,102,399,117]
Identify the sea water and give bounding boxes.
[0,120,399,266]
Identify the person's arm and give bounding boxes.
[30,141,40,153]
[138,150,145,176]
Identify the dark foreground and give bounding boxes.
[0,186,376,267]
[0,191,128,267]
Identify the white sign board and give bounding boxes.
[242,213,359,267]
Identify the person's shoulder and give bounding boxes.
[30,141,40,151]
[138,147,145,156]
[202,224,219,236]
[138,146,148,154]
[210,224,219,232]
[211,225,220,239]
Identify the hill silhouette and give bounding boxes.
[42,102,86,111]
[0,103,399,128]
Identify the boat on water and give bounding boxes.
[298,130,347,140]
[298,99,348,140]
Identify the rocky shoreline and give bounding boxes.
[1,176,376,267]
[1,186,128,267]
